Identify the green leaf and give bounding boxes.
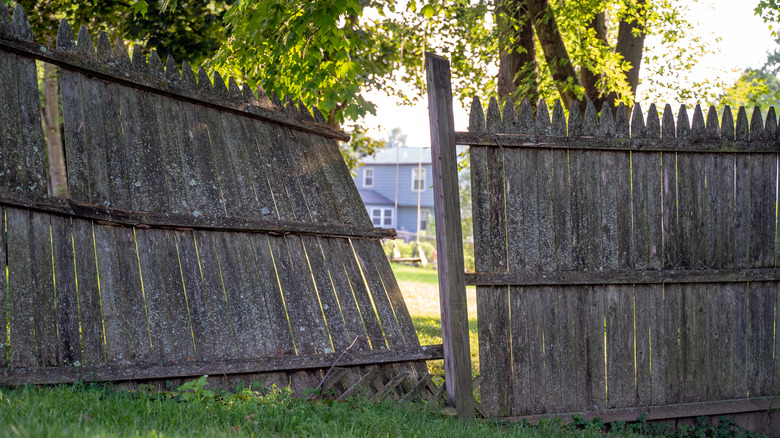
[421,4,435,19]
[130,0,148,17]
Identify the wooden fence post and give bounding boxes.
[425,52,474,420]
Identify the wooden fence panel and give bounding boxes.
[456,93,780,425]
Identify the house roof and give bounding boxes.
[358,189,394,206]
[361,146,431,165]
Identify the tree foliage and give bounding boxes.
[213,0,715,123]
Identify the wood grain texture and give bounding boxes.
[7,208,36,367]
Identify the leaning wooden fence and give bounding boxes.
[0,3,444,401]
[427,53,780,428]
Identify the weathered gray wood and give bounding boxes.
[736,107,749,141]
[662,284,683,404]
[631,103,646,138]
[613,150,632,270]
[518,99,533,134]
[536,99,551,135]
[765,107,777,139]
[537,148,555,271]
[598,105,615,138]
[705,105,719,139]
[505,396,779,426]
[587,285,607,410]
[733,282,748,398]
[192,230,239,359]
[615,102,629,138]
[646,103,660,138]
[691,104,705,139]
[747,282,775,396]
[1,345,443,386]
[0,50,23,192]
[552,146,573,270]
[568,100,582,136]
[30,212,57,366]
[558,286,588,412]
[11,5,32,41]
[632,152,663,270]
[501,98,517,132]
[750,106,765,141]
[454,132,780,153]
[0,189,394,240]
[0,207,5,367]
[677,105,690,138]
[605,285,635,408]
[721,106,735,140]
[680,284,707,403]
[17,50,47,195]
[519,148,540,270]
[551,100,566,136]
[583,101,598,136]
[662,104,675,139]
[71,219,106,366]
[465,268,780,286]
[426,53,473,419]
[634,284,652,406]
[91,226,132,364]
[504,147,525,270]
[0,2,10,36]
[7,208,36,367]
[648,284,667,405]
[510,286,530,415]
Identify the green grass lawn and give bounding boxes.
[391,263,480,378]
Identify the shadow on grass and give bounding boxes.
[411,315,480,378]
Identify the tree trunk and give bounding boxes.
[604,0,647,111]
[580,12,608,109]
[526,0,584,111]
[497,0,538,107]
[43,63,68,197]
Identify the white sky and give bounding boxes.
[362,0,777,147]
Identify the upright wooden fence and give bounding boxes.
[428,54,780,429]
[0,3,444,400]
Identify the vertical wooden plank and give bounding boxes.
[154,229,198,363]
[193,230,238,360]
[522,286,548,414]
[60,69,90,202]
[177,101,224,216]
[680,284,708,403]
[747,282,775,397]
[212,231,273,358]
[0,51,20,191]
[541,286,562,412]
[711,283,735,400]
[6,208,36,367]
[662,283,683,404]
[601,150,622,271]
[587,285,607,410]
[71,219,105,366]
[320,238,370,351]
[248,233,296,354]
[649,284,668,405]
[552,149,573,271]
[733,282,748,398]
[510,287,531,415]
[605,285,635,408]
[520,148,541,271]
[136,228,175,363]
[426,53,474,418]
[92,226,128,364]
[632,152,664,270]
[16,53,46,194]
[174,231,219,361]
[634,284,652,406]
[559,286,588,412]
[30,213,58,366]
[79,72,112,205]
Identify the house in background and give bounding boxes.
[354,146,433,241]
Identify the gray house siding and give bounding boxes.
[354,147,434,239]
[355,164,434,207]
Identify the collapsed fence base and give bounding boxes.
[506,396,780,433]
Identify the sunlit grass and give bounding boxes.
[391,263,480,378]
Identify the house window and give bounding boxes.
[363,168,374,188]
[412,168,426,191]
[371,208,394,227]
[419,209,430,231]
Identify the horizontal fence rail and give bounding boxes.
[0,3,434,399]
[464,94,780,426]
